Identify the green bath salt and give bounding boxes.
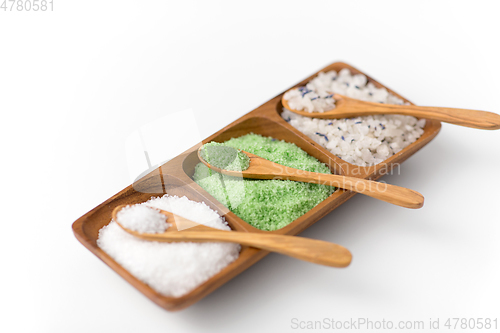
[193,133,335,231]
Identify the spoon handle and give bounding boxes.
[283,170,424,209]
[345,99,500,130]
[123,229,352,268]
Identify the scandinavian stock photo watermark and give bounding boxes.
[125,109,405,202]
[290,317,499,331]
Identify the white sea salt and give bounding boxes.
[97,195,240,298]
[282,69,425,166]
[116,205,170,234]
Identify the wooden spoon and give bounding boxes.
[282,92,500,130]
[112,204,352,268]
[198,147,424,209]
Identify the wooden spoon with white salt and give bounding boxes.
[282,92,500,130]
[112,204,352,268]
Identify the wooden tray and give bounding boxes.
[72,62,441,311]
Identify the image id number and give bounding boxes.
[1,0,54,11]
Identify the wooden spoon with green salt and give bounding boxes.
[112,204,352,268]
[282,92,500,130]
[198,144,424,209]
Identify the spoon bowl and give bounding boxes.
[282,92,500,130]
[112,204,352,268]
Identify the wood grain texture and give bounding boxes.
[112,205,352,268]
[283,93,500,130]
[198,149,424,209]
[72,62,442,311]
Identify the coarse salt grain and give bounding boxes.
[116,205,170,234]
[282,69,425,167]
[97,195,240,298]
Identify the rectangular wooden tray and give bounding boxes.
[72,62,441,311]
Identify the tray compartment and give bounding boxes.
[181,115,348,234]
[73,173,269,311]
[268,62,441,180]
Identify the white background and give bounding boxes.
[1,1,499,332]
